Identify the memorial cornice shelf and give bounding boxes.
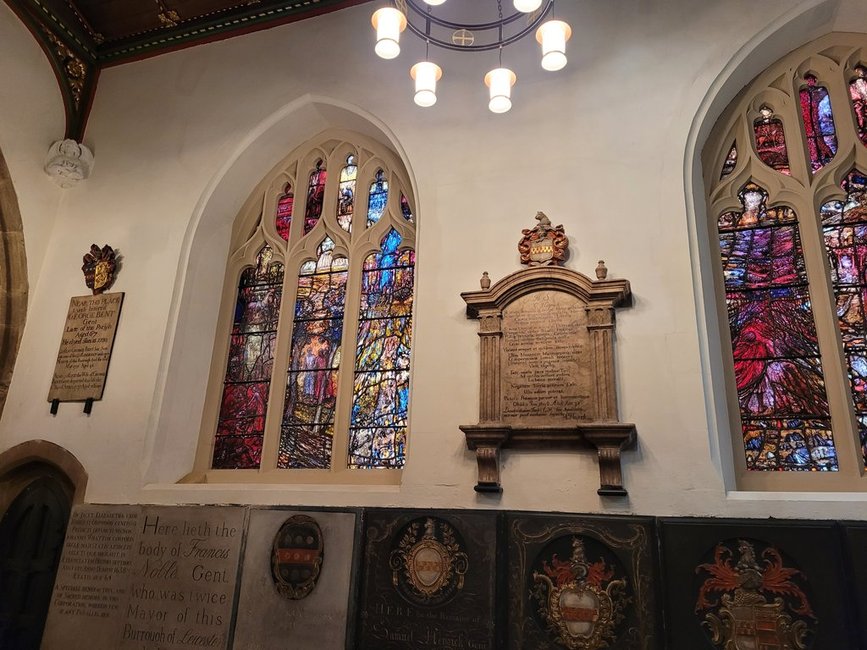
[460,213,637,496]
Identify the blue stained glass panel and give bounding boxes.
[367,170,388,227]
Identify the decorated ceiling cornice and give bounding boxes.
[4,0,371,140]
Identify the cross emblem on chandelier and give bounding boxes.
[451,29,475,47]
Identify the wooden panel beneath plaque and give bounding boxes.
[233,508,360,649]
[42,504,244,650]
[505,513,660,649]
[842,523,867,647]
[658,518,854,649]
[501,291,592,424]
[48,292,124,402]
[357,509,499,649]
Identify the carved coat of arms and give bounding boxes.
[389,517,468,606]
[81,244,118,294]
[695,539,817,649]
[531,536,629,649]
[271,515,323,600]
[518,212,568,266]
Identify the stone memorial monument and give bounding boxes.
[460,213,636,495]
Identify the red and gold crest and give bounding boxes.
[271,515,323,600]
[531,536,629,649]
[518,211,568,266]
[81,244,118,294]
[695,539,817,649]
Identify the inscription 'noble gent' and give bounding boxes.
[48,292,124,402]
[501,291,592,422]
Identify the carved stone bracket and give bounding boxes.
[461,263,636,496]
[461,423,636,495]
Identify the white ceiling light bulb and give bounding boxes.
[536,19,571,71]
[423,0,447,5]
[411,61,443,107]
[485,67,517,113]
[371,7,407,60]
[514,0,543,12]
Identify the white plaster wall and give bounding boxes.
[2,0,866,517]
[0,3,65,297]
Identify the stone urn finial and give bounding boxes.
[480,271,491,290]
[595,260,608,280]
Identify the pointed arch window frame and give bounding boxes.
[701,35,867,492]
[191,131,418,485]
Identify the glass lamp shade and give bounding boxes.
[423,0,447,4]
[536,20,572,71]
[484,67,517,114]
[371,7,407,59]
[411,61,443,107]
[514,0,543,12]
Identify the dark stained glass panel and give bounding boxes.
[799,75,838,173]
[850,67,867,147]
[213,245,284,469]
[276,184,294,241]
[754,110,791,175]
[279,238,348,468]
[821,170,867,464]
[367,169,388,227]
[400,193,414,223]
[720,142,737,179]
[304,160,327,235]
[718,183,836,471]
[349,229,414,469]
[337,154,357,233]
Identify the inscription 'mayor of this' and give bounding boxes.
[48,292,124,402]
[501,291,592,422]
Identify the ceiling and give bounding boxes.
[4,0,371,139]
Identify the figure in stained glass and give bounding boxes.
[336,154,357,233]
[850,67,867,146]
[304,160,327,235]
[821,170,867,464]
[349,228,414,469]
[753,107,791,175]
[279,237,348,469]
[276,183,294,241]
[799,75,838,172]
[718,183,837,470]
[720,142,737,179]
[213,245,284,469]
[367,169,389,227]
[400,193,414,223]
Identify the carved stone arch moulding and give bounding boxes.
[0,440,88,511]
[460,232,636,496]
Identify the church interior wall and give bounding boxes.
[1,0,866,518]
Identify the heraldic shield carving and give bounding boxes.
[389,517,469,607]
[694,538,817,649]
[271,515,323,600]
[518,212,568,266]
[530,535,631,649]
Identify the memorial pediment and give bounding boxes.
[460,214,636,496]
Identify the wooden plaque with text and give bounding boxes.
[48,292,124,402]
[460,266,636,495]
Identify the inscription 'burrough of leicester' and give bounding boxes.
[461,213,637,496]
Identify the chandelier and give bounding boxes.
[370,0,572,113]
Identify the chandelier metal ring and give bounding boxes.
[397,0,554,53]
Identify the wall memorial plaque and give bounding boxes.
[357,509,499,649]
[460,212,636,495]
[658,518,854,650]
[233,509,360,649]
[842,523,867,648]
[42,504,244,650]
[505,513,660,649]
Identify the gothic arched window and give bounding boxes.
[198,133,417,482]
[704,35,867,489]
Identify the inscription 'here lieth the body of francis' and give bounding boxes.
[501,291,592,423]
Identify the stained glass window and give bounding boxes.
[367,169,388,227]
[720,142,737,180]
[820,170,867,465]
[279,238,349,469]
[213,245,284,469]
[349,229,414,469]
[400,193,414,223]
[276,183,294,241]
[336,155,357,233]
[850,67,867,146]
[718,183,837,471]
[754,107,791,175]
[304,160,327,235]
[799,75,837,172]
